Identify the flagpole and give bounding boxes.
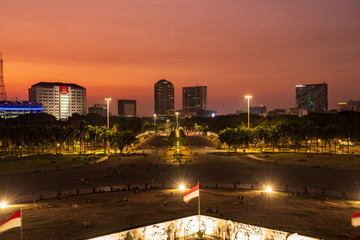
[20,208,23,240]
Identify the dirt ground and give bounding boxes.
[1,188,358,240]
[252,152,360,170]
[0,154,105,175]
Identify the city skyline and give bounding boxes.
[1,0,360,116]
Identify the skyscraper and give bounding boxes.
[29,82,86,119]
[154,79,174,117]
[118,99,136,117]
[295,83,328,112]
[182,86,207,117]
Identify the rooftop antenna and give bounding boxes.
[0,52,8,101]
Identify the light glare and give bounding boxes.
[179,184,185,190]
[0,201,7,208]
[265,187,272,193]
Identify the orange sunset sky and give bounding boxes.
[1,0,360,116]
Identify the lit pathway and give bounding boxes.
[247,154,267,161]
[94,155,109,164]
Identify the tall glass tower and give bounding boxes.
[154,79,174,117]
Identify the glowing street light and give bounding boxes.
[153,114,157,125]
[0,201,7,208]
[175,112,179,130]
[179,184,186,191]
[105,97,111,154]
[265,186,272,193]
[105,97,111,128]
[245,95,252,129]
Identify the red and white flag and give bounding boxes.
[352,211,360,227]
[183,184,199,203]
[0,209,22,233]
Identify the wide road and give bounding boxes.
[0,135,359,199]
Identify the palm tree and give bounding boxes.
[88,125,100,154]
[99,125,110,154]
[79,121,90,154]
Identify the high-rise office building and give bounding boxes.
[295,83,328,112]
[182,86,207,117]
[154,79,174,117]
[29,82,86,119]
[118,100,136,117]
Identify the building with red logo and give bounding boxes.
[29,82,86,119]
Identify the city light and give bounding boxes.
[179,184,186,190]
[265,186,272,193]
[0,201,8,208]
[245,95,252,129]
[175,112,179,130]
[105,97,111,128]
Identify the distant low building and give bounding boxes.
[286,108,308,117]
[267,109,286,117]
[197,110,216,118]
[0,101,43,119]
[118,100,136,117]
[337,100,360,112]
[250,105,267,116]
[88,104,107,117]
[235,110,246,115]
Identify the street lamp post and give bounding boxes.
[166,119,169,134]
[175,112,179,130]
[245,95,252,129]
[105,97,111,128]
[105,97,111,154]
[153,114,156,125]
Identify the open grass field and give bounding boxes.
[1,189,358,240]
[0,154,106,175]
[252,152,360,170]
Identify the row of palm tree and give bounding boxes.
[218,111,360,154]
[0,113,138,156]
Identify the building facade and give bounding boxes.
[295,83,328,112]
[250,105,267,115]
[118,99,136,117]
[89,215,318,240]
[337,100,360,112]
[0,101,43,119]
[29,82,86,119]
[182,86,207,117]
[88,104,107,117]
[154,79,174,117]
